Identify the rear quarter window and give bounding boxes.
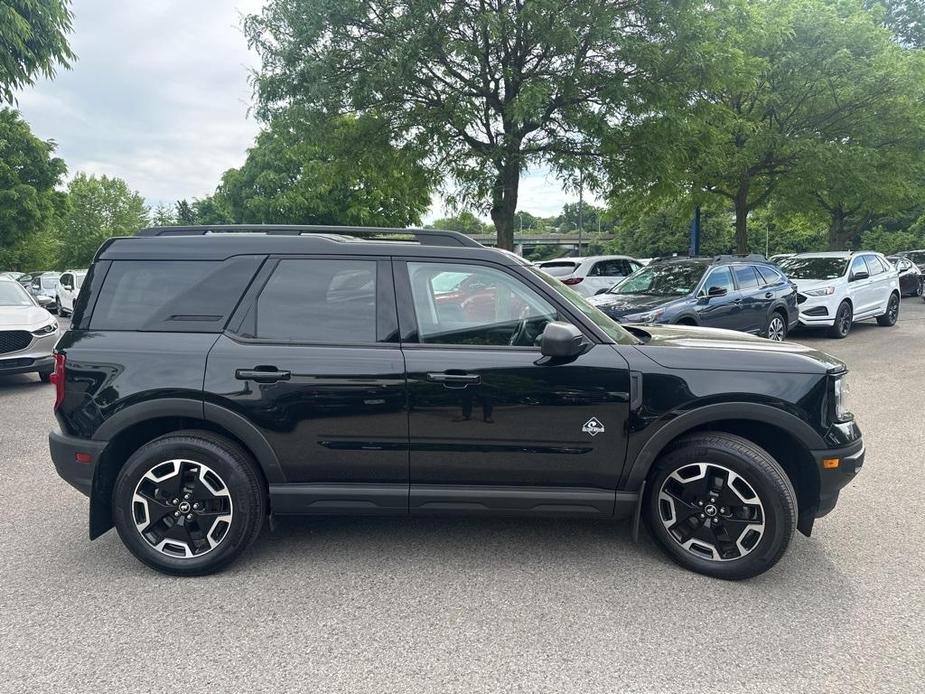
[88,257,262,332]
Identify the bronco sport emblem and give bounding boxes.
[582,417,605,437]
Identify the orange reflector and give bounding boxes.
[74,452,92,464]
[822,457,840,469]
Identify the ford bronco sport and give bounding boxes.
[49,226,864,579]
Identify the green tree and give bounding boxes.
[867,0,925,47]
[58,173,147,267]
[148,203,177,227]
[244,0,700,249]
[0,0,75,103]
[0,108,66,269]
[612,0,915,253]
[428,211,490,235]
[213,111,431,227]
[175,199,197,224]
[611,202,734,258]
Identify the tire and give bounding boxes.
[112,430,266,576]
[644,432,797,580]
[916,280,923,298]
[38,371,52,383]
[828,301,852,339]
[876,292,899,327]
[764,311,787,342]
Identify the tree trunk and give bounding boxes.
[827,206,852,250]
[489,154,520,251]
[733,181,750,254]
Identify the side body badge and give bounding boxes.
[582,417,605,437]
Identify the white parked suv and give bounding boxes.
[536,255,642,296]
[778,251,900,338]
[0,277,59,381]
[56,269,87,317]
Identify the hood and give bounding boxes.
[587,293,684,318]
[0,305,55,329]
[790,278,842,292]
[630,324,845,374]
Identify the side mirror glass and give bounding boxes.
[539,321,587,360]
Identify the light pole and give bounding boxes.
[577,169,584,256]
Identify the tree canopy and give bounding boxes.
[244,0,702,249]
[0,0,75,103]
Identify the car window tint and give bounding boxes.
[90,258,262,332]
[537,261,578,277]
[589,260,629,277]
[877,257,893,273]
[733,265,760,289]
[850,256,868,277]
[703,267,735,294]
[407,262,557,346]
[756,266,781,286]
[254,259,377,343]
[861,256,883,276]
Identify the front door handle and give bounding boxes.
[427,372,481,388]
[235,366,291,383]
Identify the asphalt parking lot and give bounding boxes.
[1,305,923,694]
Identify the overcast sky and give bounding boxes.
[18,0,589,221]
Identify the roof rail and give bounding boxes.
[135,224,484,248]
[713,254,768,263]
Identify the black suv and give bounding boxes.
[587,255,798,341]
[49,226,864,579]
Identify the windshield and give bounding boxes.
[0,282,34,307]
[538,261,579,277]
[527,267,638,345]
[609,262,706,297]
[779,257,848,280]
[904,251,925,264]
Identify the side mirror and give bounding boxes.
[850,270,869,282]
[539,321,588,361]
[595,287,610,295]
[707,286,728,298]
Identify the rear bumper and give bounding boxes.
[0,355,54,375]
[49,429,105,497]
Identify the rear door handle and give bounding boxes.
[427,372,481,388]
[235,366,291,383]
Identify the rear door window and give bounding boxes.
[89,257,262,332]
[589,260,632,277]
[756,265,782,286]
[863,256,884,276]
[732,265,760,290]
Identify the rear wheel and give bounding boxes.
[765,312,787,342]
[876,293,899,327]
[645,432,797,580]
[828,301,852,338]
[113,431,266,576]
[38,370,52,383]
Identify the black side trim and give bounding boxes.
[410,485,635,517]
[632,480,646,542]
[269,483,408,514]
[92,397,204,441]
[622,402,827,490]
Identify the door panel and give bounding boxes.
[696,267,741,329]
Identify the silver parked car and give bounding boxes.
[29,272,61,312]
[0,278,60,382]
[536,255,643,297]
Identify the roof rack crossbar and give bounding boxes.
[135,224,483,248]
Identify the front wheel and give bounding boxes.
[876,293,899,327]
[645,432,797,580]
[113,430,266,576]
[828,301,852,338]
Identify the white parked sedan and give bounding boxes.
[778,251,900,338]
[535,255,643,297]
[0,278,59,382]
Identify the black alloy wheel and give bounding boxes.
[645,432,797,580]
[113,431,266,575]
[765,313,787,342]
[829,301,852,339]
[876,293,899,327]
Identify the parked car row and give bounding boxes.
[0,269,88,314]
[0,276,59,381]
[538,249,912,340]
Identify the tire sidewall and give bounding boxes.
[833,301,852,338]
[766,312,787,341]
[113,436,262,575]
[645,438,795,580]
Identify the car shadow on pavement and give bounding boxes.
[0,373,49,393]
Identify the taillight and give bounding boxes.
[51,352,66,411]
[562,277,584,286]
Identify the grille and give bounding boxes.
[0,331,32,355]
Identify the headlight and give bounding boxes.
[833,375,851,422]
[804,286,835,297]
[625,308,665,323]
[32,322,58,336]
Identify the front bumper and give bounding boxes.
[49,429,106,497]
[0,355,54,376]
[799,437,864,535]
[796,294,838,327]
